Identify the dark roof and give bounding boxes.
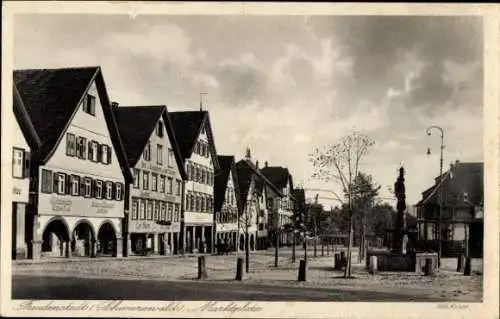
[13,66,133,182]
[261,165,295,199]
[293,188,306,204]
[114,105,187,179]
[416,162,483,207]
[214,155,241,213]
[169,110,219,170]
[13,84,41,150]
[235,159,283,213]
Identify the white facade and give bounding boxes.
[239,179,258,251]
[11,116,31,203]
[128,115,183,255]
[34,80,127,259]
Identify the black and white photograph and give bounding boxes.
[2,2,498,318]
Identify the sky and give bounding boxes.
[13,14,484,208]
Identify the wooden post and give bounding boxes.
[298,259,307,281]
[424,258,434,276]
[463,257,472,276]
[235,257,243,281]
[198,256,207,279]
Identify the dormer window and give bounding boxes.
[82,94,96,116]
[156,121,164,137]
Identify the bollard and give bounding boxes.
[369,256,378,275]
[198,256,207,279]
[424,258,434,276]
[340,251,347,268]
[298,260,307,282]
[334,253,341,270]
[463,257,472,276]
[235,257,243,281]
[456,254,465,273]
[365,253,370,270]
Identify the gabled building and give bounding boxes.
[416,161,483,258]
[213,155,240,253]
[14,66,133,259]
[170,110,219,254]
[113,105,186,256]
[235,149,283,252]
[261,163,296,246]
[12,84,42,260]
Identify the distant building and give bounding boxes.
[170,111,219,254]
[114,105,186,256]
[416,161,483,258]
[214,155,240,252]
[261,163,295,246]
[11,84,42,259]
[14,66,133,259]
[235,150,283,252]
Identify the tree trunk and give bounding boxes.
[344,213,354,278]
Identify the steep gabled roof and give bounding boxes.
[261,165,295,200]
[13,66,133,182]
[214,155,241,213]
[416,162,483,207]
[235,159,284,213]
[169,110,220,170]
[13,84,41,150]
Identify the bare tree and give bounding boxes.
[309,130,375,278]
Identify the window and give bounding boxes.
[66,133,76,156]
[167,203,173,221]
[186,192,191,212]
[175,179,181,196]
[195,194,200,212]
[12,148,25,178]
[157,144,163,165]
[82,94,96,115]
[95,180,103,199]
[143,142,151,161]
[156,121,164,137]
[133,169,140,188]
[76,136,87,159]
[115,183,123,201]
[41,169,53,193]
[174,203,180,222]
[55,173,66,195]
[143,171,149,190]
[154,201,160,220]
[105,182,113,200]
[84,178,92,197]
[159,175,165,193]
[101,145,112,164]
[167,177,173,194]
[168,149,174,168]
[195,166,200,182]
[151,173,158,192]
[71,175,80,196]
[132,200,138,220]
[190,165,195,181]
[88,141,99,162]
[140,200,146,219]
[147,201,153,220]
[161,202,166,221]
[186,163,191,180]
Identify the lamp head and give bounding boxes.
[427,148,431,156]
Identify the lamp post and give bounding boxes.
[426,125,444,268]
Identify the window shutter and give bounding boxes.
[79,178,85,196]
[111,182,116,200]
[88,141,94,161]
[91,179,96,198]
[107,145,112,164]
[82,138,87,160]
[23,151,31,178]
[65,174,71,194]
[97,144,103,163]
[53,172,59,193]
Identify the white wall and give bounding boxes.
[11,117,30,203]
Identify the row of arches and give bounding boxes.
[239,233,256,251]
[41,217,118,258]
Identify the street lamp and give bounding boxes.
[426,125,445,268]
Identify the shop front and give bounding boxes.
[128,218,181,256]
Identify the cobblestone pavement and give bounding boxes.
[12,249,482,302]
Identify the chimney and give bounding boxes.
[111,101,119,109]
[455,160,459,164]
[255,160,259,168]
[265,161,268,168]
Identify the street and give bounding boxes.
[12,274,437,302]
